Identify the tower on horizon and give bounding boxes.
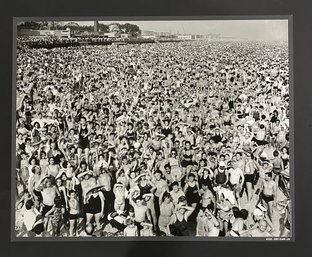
[94,21,99,32]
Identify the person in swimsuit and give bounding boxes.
[261,172,277,221]
[183,173,200,223]
[68,190,80,236]
[28,165,44,204]
[198,165,214,195]
[228,161,244,206]
[168,202,195,236]
[142,193,157,231]
[181,141,194,175]
[241,217,275,237]
[271,150,284,186]
[97,167,113,219]
[243,153,258,202]
[84,188,105,231]
[167,150,183,182]
[229,208,249,236]
[40,176,59,233]
[113,183,127,212]
[158,190,174,235]
[214,161,228,186]
[77,116,91,164]
[129,188,152,234]
[46,157,60,178]
[123,218,138,236]
[45,196,65,237]
[203,208,220,237]
[136,173,156,197]
[169,182,186,206]
[216,192,233,236]
[199,183,216,213]
[55,176,68,214]
[152,169,168,226]
[281,146,289,169]
[140,221,154,236]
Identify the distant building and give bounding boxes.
[177,34,194,40]
[141,35,156,39]
[104,32,119,38]
[141,30,157,39]
[18,28,72,38]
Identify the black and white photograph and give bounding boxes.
[13,18,292,240]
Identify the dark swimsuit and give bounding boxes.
[215,170,227,185]
[199,175,214,193]
[78,125,89,149]
[85,195,102,214]
[138,183,152,196]
[170,215,190,236]
[162,126,172,137]
[185,183,200,204]
[181,152,193,167]
[261,193,274,203]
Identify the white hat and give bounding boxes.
[134,173,147,182]
[253,208,264,217]
[86,185,104,195]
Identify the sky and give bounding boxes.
[63,20,288,41]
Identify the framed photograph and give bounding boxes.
[12,17,293,242]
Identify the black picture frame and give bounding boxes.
[1,0,311,256]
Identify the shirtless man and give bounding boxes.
[170,182,186,206]
[261,172,277,221]
[199,183,216,213]
[129,188,152,234]
[242,218,274,237]
[98,168,113,218]
[228,161,245,206]
[28,166,44,204]
[152,169,168,224]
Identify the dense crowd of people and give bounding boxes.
[15,39,291,238]
[16,36,174,49]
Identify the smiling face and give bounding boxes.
[49,158,54,165]
[259,220,268,232]
[56,178,62,187]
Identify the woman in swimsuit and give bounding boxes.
[113,183,127,211]
[184,173,200,209]
[198,164,214,194]
[281,146,289,169]
[181,141,194,175]
[84,190,105,231]
[77,116,91,164]
[167,149,183,182]
[46,157,60,178]
[158,190,174,235]
[168,202,195,236]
